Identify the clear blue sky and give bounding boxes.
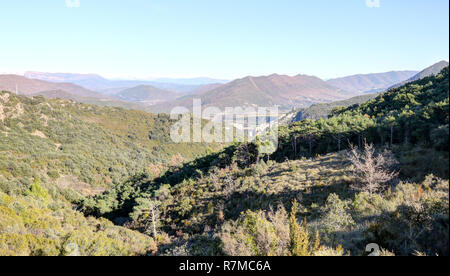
[0,0,448,79]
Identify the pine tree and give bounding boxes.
[289,200,315,256]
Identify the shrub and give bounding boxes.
[26,178,50,204]
[320,194,355,244]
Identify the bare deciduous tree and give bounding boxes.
[347,141,399,197]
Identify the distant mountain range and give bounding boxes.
[285,60,450,124]
[149,74,351,113]
[29,90,148,111]
[24,71,227,94]
[3,60,447,115]
[0,75,150,111]
[150,77,229,86]
[326,71,418,94]
[114,85,178,105]
[0,74,102,98]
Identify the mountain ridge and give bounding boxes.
[24,71,227,94]
[0,74,103,98]
[149,73,351,113]
[327,70,418,94]
[114,85,179,105]
[389,60,449,89]
[0,75,164,112]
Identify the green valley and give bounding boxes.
[74,67,449,256]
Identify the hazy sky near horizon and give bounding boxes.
[1,0,448,80]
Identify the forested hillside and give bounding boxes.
[275,67,449,171]
[390,60,449,89]
[78,68,449,256]
[289,94,377,122]
[0,186,156,256]
[0,92,221,195]
[0,91,226,255]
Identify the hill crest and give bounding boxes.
[150,73,350,113]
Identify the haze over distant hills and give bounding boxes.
[150,77,229,86]
[0,74,102,98]
[114,85,179,105]
[326,70,418,94]
[285,60,450,124]
[0,74,150,111]
[149,73,351,113]
[24,71,228,94]
[5,60,447,115]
